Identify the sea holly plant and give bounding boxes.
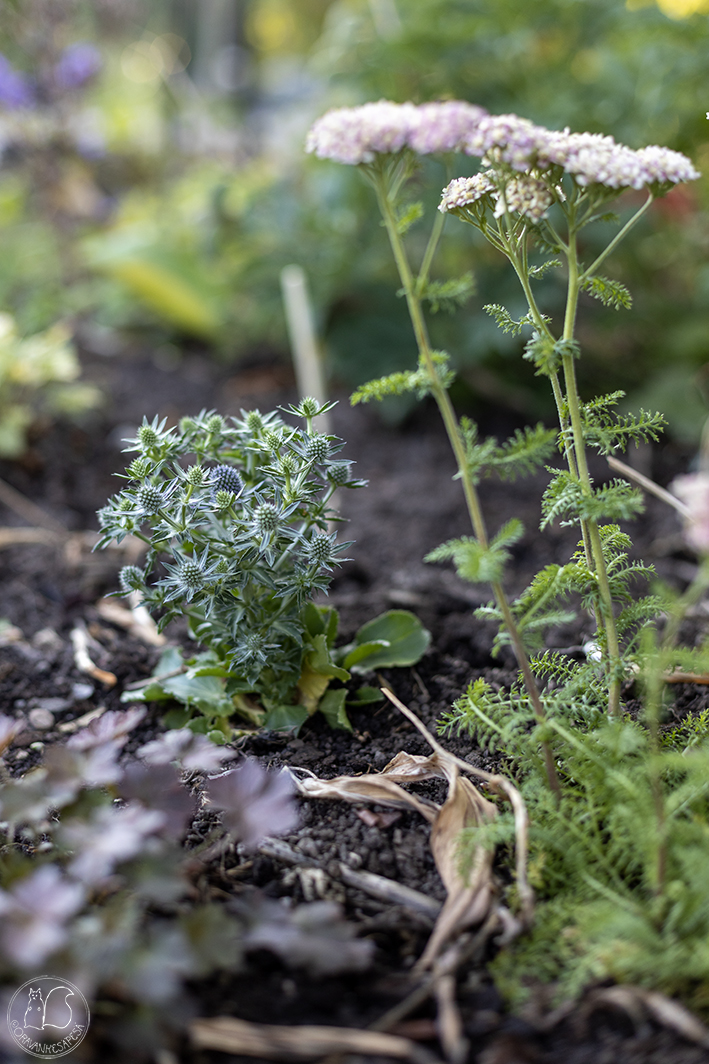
[96,404,430,737]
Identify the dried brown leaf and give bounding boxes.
[416,769,496,971]
[293,771,438,823]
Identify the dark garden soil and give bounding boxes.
[0,344,707,1064]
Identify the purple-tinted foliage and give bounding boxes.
[54,42,102,90]
[45,740,123,791]
[64,802,166,884]
[0,54,34,110]
[138,728,235,774]
[0,866,84,967]
[118,761,197,837]
[67,706,145,751]
[243,898,374,976]
[206,759,298,848]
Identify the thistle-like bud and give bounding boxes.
[137,484,163,514]
[179,416,197,435]
[305,435,329,462]
[127,457,151,479]
[211,464,243,495]
[308,532,334,564]
[138,425,160,450]
[279,453,298,475]
[215,558,229,574]
[118,496,134,512]
[327,462,351,486]
[186,464,207,486]
[253,502,279,534]
[214,489,235,512]
[299,397,320,418]
[179,560,204,592]
[264,430,282,452]
[206,414,225,434]
[119,565,144,593]
[245,410,264,433]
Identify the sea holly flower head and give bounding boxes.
[54,42,102,90]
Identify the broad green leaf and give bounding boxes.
[342,639,390,669]
[155,645,184,676]
[304,634,350,681]
[264,704,310,734]
[163,707,192,729]
[161,673,233,716]
[347,686,384,706]
[296,664,331,715]
[346,610,431,673]
[319,688,353,732]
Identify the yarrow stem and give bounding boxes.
[371,161,560,800]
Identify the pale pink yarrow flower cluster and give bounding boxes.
[438,172,496,212]
[306,99,487,164]
[461,116,699,191]
[439,171,554,223]
[495,175,554,222]
[671,473,709,554]
[408,100,487,154]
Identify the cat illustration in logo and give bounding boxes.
[23,985,74,1031]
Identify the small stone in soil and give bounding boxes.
[72,683,94,701]
[28,708,54,730]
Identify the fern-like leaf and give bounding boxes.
[420,272,475,313]
[351,351,454,405]
[581,274,632,310]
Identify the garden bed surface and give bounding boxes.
[0,346,706,1063]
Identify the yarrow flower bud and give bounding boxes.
[327,462,351,486]
[211,465,243,495]
[137,485,163,514]
[495,175,554,222]
[305,435,329,462]
[118,566,144,593]
[186,465,207,486]
[253,503,279,534]
[138,425,160,450]
[439,173,496,213]
[308,533,334,564]
[179,560,204,592]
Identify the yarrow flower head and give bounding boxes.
[306,99,487,165]
[439,170,553,223]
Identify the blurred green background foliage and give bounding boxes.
[1,0,709,440]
